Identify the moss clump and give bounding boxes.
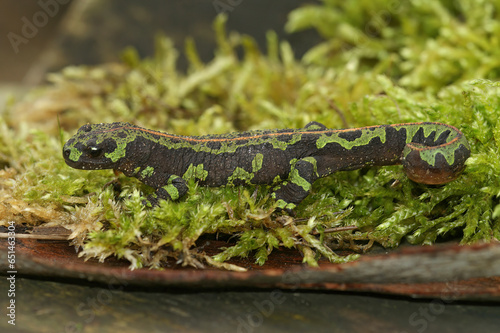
[1,3,500,270]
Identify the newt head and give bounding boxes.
[63,122,134,170]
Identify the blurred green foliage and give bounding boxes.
[286,0,500,92]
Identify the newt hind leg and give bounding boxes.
[272,157,319,212]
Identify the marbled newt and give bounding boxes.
[63,122,470,211]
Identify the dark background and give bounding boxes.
[0,0,320,84]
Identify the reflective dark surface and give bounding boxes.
[1,278,499,333]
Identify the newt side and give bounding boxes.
[63,121,470,211]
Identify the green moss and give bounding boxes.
[1,4,500,270]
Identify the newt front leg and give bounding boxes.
[272,157,319,212]
[138,171,188,207]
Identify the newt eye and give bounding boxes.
[80,124,93,133]
[87,145,103,158]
